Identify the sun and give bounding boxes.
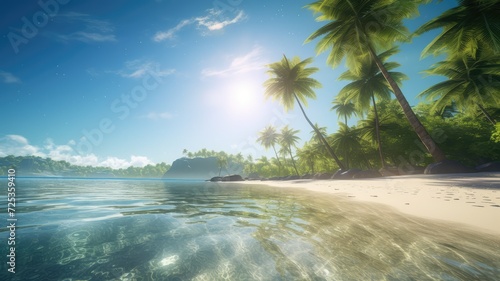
[233,84,254,106]
[228,80,262,112]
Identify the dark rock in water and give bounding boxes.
[379,167,399,177]
[269,176,282,181]
[210,176,224,182]
[210,174,244,182]
[424,160,476,174]
[313,172,334,179]
[223,174,244,181]
[333,169,362,179]
[475,161,500,172]
[352,170,382,179]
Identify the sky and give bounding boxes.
[0,0,457,169]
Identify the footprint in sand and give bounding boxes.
[472,205,485,208]
[491,205,500,208]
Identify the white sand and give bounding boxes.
[240,172,500,235]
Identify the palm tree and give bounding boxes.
[264,55,346,169]
[257,125,284,175]
[331,96,358,125]
[415,0,500,59]
[309,123,328,145]
[279,125,301,176]
[217,154,228,176]
[297,142,319,174]
[330,123,364,169]
[306,0,447,162]
[418,47,500,125]
[338,48,408,168]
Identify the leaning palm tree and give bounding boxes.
[419,47,500,125]
[331,96,358,125]
[257,125,284,175]
[264,55,346,169]
[279,125,301,176]
[338,48,408,168]
[415,0,500,59]
[306,0,447,162]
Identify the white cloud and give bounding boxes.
[197,9,246,32]
[154,19,193,41]
[201,46,267,77]
[0,135,42,157]
[154,9,246,42]
[142,111,174,120]
[0,71,21,84]
[58,32,116,43]
[117,60,175,79]
[0,135,154,169]
[130,155,154,167]
[56,12,116,43]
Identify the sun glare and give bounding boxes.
[228,80,262,113]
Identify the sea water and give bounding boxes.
[1,178,499,280]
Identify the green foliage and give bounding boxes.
[419,47,500,119]
[263,55,321,111]
[0,155,171,178]
[306,0,425,68]
[492,124,500,142]
[416,0,500,58]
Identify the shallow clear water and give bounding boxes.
[1,178,499,280]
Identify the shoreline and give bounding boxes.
[238,172,500,235]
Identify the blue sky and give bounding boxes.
[0,0,457,169]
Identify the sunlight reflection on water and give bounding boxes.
[2,178,500,280]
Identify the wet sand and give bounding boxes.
[239,172,500,235]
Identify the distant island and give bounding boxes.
[0,155,171,178]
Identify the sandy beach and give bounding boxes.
[240,172,500,235]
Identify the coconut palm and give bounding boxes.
[279,125,301,176]
[419,48,500,125]
[331,96,358,125]
[306,0,447,162]
[330,123,364,169]
[217,154,228,176]
[257,125,284,175]
[264,55,346,169]
[309,123,328,145]
[338,48,408,168]
[297,142,320,174]
[416,0,500,59]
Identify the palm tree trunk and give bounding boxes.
[371,94,385,168]
[477,103,497,125]
[293,94,346,170]
[345,116,348,126]
[288,145,300,176]
[367,45,447,162]
[272,144,283,176]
